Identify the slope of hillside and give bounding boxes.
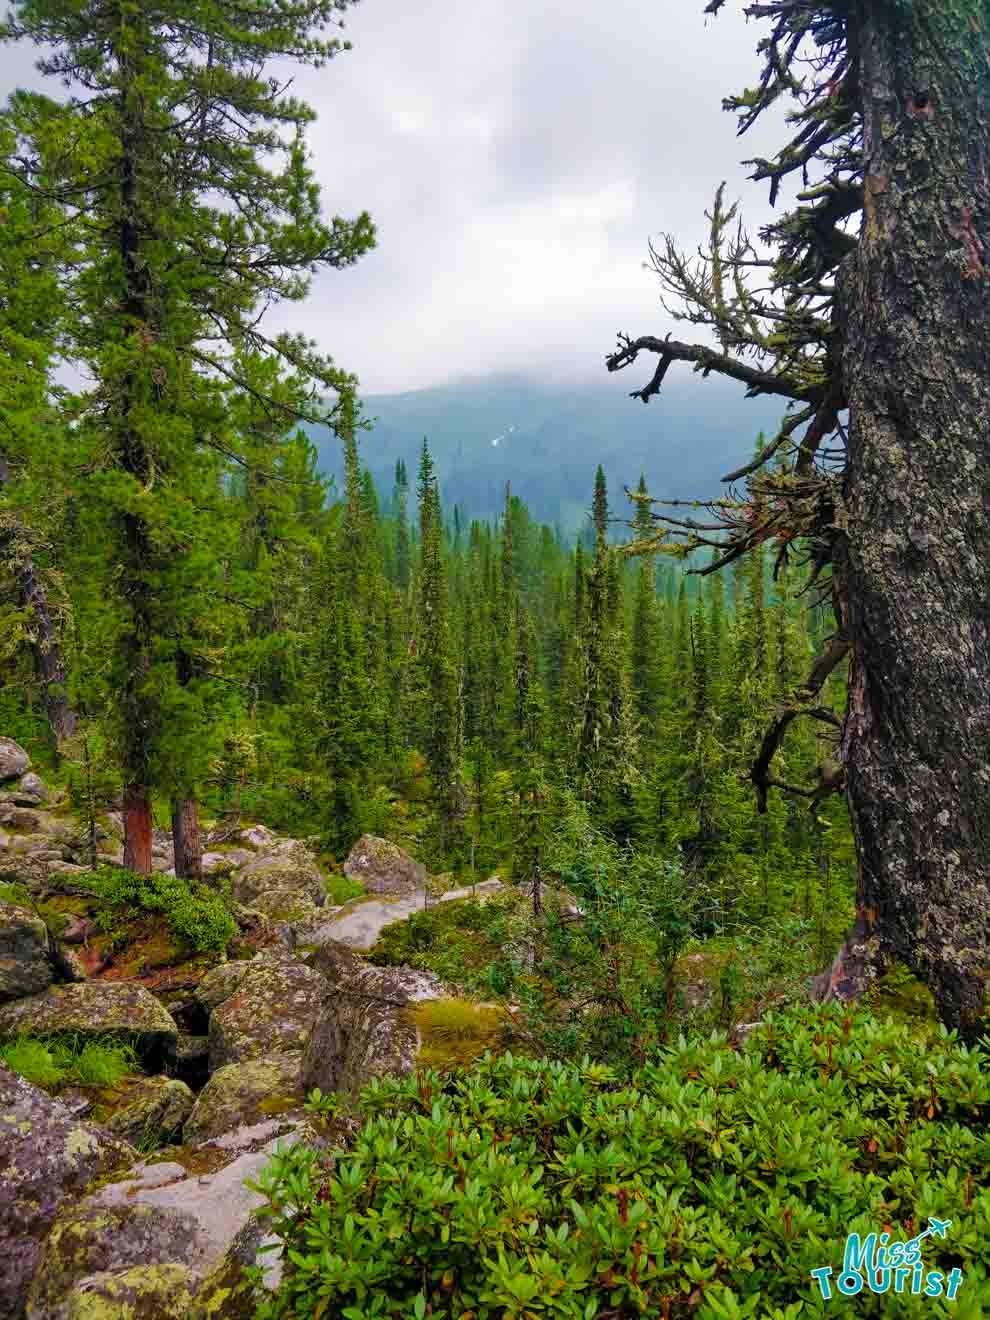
[306,373,789,532]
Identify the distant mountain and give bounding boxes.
[305,372,790,534]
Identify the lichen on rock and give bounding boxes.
[183,1052,303,1145]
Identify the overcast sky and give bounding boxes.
[261,0,786,396]
[6,0,787,399]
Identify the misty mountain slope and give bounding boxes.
[306,373,789,532]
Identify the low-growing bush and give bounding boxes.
[251,1004,990,1319]
[82,864,236,954]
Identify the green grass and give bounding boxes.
[0,1033,139,1091]
[0,881,33,907]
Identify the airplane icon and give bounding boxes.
[907,1217,952,1247]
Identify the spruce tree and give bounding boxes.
[2,0,374,871]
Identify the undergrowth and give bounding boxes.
[252,1004,990,1319]
[81,864,236,954]
[0,1032,139,1090]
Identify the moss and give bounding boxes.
[411,998,507,1070]
[867,961,940,1031]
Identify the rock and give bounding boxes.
[32,1118,323,1320]
[0,982,177,1068]
[174,1033,209,1066]
[0,854,48,892]
[201,850,252,876]
[27,1203,205,1319]
[244,887,322,922]
[0,899,53,1003]
[103,1076,196,1148]
[0,738,29,783]
[235,824,279,851]
[8,773,48,807]
[343,833,427,895]
[194,961,256,1014]
[0,1063,136,1319]
[59,1263,198,1320]
[302,945,445,1097]
[288,907,344,947]
[230,843,325,912]
[207,956,323,1071]
[183,1052,303,1145]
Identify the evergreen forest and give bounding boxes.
[1,0,989,1316]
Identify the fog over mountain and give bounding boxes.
[308,373,789,534]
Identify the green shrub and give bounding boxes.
[367,896,513,992]
[82,865,235,954]
[0,1033,138,1090]
[252,1004,990,1319]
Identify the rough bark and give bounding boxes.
[824,0,990,1034]
[122,782,153,874]
[171,798,202,881]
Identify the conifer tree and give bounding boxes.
[2,0,374,871]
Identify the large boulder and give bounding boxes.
[302,942,444,1097]
[7,773,48,807]
[343,834,427,895]
[29,1118,324,1320]
[230,842,325,911]
[0,1063,136,1320]
[103,1076,196,1148]
[0,982,177,1067]
[0,900,53,1003]
[206,956,323,1071]
[183,1052,303,1145]
[0,739,29,783]
[27,1204,205,1320]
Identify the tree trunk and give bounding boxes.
[122,782,153,874]
[172,798,202,881]
[824,2,990,1034]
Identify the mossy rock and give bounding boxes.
[183,1051,303,1144]
[0,897,54,1002]
[27,1202,203,1318]
[200,955,323,1071]
[61,1262,198,1319]
[0,982,177,1066]
[100,1076,196,1149]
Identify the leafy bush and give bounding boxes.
[368,896,516,992]
[484,855,698,1068]
[0,1033,138,1090]
[251,1005,990,1319]
[83,865,235,954]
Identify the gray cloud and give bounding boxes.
[2,0,790,396]
[275,0,789,394]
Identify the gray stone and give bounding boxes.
[303,943,445,1097]
[0,1063,135,1319]
[9,773,48,807]
[207,956,323,1070]
[230,843,325,911]
[343,833,427,895]
[183,1053,303,1145]
[0,739,29,783]
[0,899,53,1003]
